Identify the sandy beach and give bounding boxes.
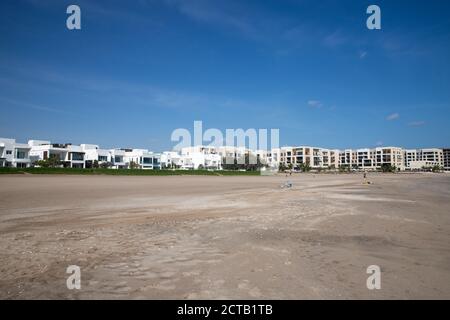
[0,173,449,299]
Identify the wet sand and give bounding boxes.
[0,173,449,299]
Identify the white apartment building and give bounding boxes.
[443,149,450,171]
[178,153,221,169]
[273,146,405,171]
[81,144,111,168]
[0,138,32,168]
[255,149,269,166]
[371,147,404,170]
[182,146,218,155]
[216,146,250,161]
[266,148,281,169]
[404,148,444,170]
[355,148,375,169]
[160,151,181,169]
[279,147,294,167]
[276,146,339,170]
[294,146,329,169]
[339,149,354,167]
[28,140,86,168]
[124,149,161,170]
[336,147,404,171]
[25,139,162,170]
[323,149,340,169]
[180,146,222,169]
[109,149,127,169]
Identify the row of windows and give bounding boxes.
[141,157,160,165]
[4,150,27,158]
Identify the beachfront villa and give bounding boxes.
[0,138,31,168]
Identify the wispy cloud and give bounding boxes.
[307,100,322,108]
[376,141,383,146]
[0,97,71,115]
[359,51,367,59]
[408,120,426,127]
[323,30,349,48]
[378,31,430,58]
[386,113,400,121]
[163,0,265,41]
[0,62,272,115]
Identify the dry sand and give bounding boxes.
[0,173,449,299]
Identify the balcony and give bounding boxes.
[70,152,85,161]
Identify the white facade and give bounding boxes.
[266,148,281,169]
[81,144,111,167]
[255,149,269,166]
[275,146,339,170]
[179,146,222,169]
[160,151,181,169]
[216,146,249,159]
[374,147,403,170]
[355,148,375,169]
[443,149,450,171]
[26,140,161,170]
[273,146,405,171]
[109,149,127,169]
[28,140,86,168]
[124,149,161,170]
[0,138,31,168]
[323,149,340,169]
[404,148,444,170]
[2,136,447,172]
[279,147,294,167]
[339,149,353,167]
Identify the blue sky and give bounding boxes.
[0,0,449,151]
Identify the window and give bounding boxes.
[98,156,108,162]
[71,153,84,161]
[114,156,122,163]
[16,151,26,159]
[6,150,12,155]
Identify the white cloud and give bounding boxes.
[307,100,322,108]
[386,113,400,121]
[408,121,425,127]
[359,51,367,59]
